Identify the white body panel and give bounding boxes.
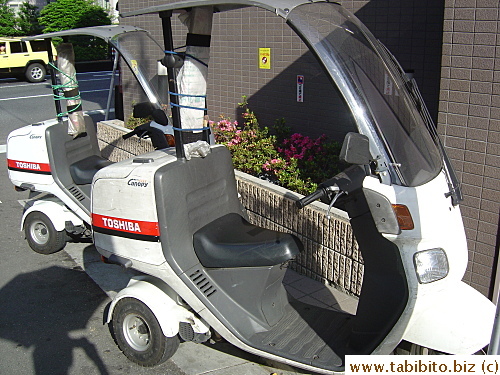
[7,121,56,187]
[363,172,495,354]
[7,120,90,224]
[403,281,495,354]
[107,276,210,337]
[21,197,84,232]
[92,150,177,266]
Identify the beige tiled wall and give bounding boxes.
[438,0,499,297]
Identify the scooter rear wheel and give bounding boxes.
[24,211,66,254]
[112,298,180,367]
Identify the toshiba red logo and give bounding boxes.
[92,214,160,238]
[7,159,51,174]
[102,217,142,232]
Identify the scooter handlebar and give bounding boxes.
[296,165,368,209]
[122,123,151,140]
[122,130,137,140]
[121,123,170,150]
[296,188,326,209]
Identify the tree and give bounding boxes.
[0,0,20,36]
[38,0,111,33]
[16,2,43,36]
[39,0,112,61]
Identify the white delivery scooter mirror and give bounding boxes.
[6,1,495,373]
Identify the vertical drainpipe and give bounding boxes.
[160,10,185,159]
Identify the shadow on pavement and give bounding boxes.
[0,265,109,374]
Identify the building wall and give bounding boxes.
[7,0,46,14]
[345,0,445,122]
[438,0,499,298]
[118,0,499,297]
[119,1,444,142]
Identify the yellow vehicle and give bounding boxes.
[0,37,56,82]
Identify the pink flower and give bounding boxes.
[228,135,242,146]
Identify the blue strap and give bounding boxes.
[170,102,207,111]
[164,50,208,67]
[169,91,206,98]
[173,126,210,132]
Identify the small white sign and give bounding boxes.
[297,75,304,102]
[384,72,393,96]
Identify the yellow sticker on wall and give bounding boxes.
[131,59,138,73]
[259,48,271,69]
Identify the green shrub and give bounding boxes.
[211,97,344,195]
[39,0,111,61]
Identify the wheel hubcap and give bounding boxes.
[31,67,43,80]
[30,220,49,245]
[123,314,151,351]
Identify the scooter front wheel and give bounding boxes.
[112,298,180,367]
[24,211,66,254]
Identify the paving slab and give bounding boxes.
[64,242,138,299]
[171,341,253,375]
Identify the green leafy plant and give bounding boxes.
[39,0,111,61]
[0,0,20,36]
[126,114,152,130]
[16,2,43,36]
[39,0,111,33]
[211,97,344,195]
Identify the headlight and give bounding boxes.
[413,248,449,284]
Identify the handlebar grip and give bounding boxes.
[296,188,325,209]
[122,130,136,140]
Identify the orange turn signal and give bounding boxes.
[392,204,414,230]
[165,134,175,147]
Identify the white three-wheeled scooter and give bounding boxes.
[6,1,495,373]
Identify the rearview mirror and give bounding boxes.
[161,53,184,69]
[340,132,371,165]
[133,101,155,118]
[151,109,169,126]
[132,102,169,126]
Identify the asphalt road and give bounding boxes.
[0,73,187,375]
[0,72,116,141]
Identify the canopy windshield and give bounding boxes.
[110,30,167,108]
[288,2,442,187]
[24,26,169,111]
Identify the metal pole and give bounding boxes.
[160,10,185,159]
[45,38,62,123]
[105,51,119,121]
[488,292,500,354]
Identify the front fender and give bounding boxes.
[107,276,210,337]
[21,198,83,232]
[403,281,495,354]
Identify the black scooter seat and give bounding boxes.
[70,155,112,185]
[193,213,303,268]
